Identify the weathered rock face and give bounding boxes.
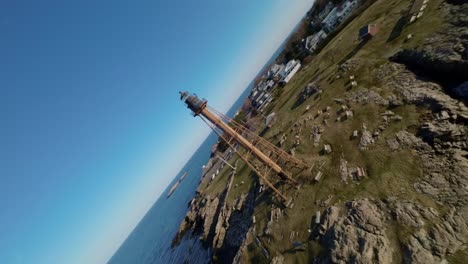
[392,201,438,228]
[339,158,349,182]
[338,57,368,73]
[359,123,374,150]
[390,200,468,264]
[319,206,340,235]
[379,4,468,209]
[390,2,468,100]
[317,199,393,264]
[417,121,468,151]
[386,138,400,151]
[311,125,323,146]
[393,128,468,207]
[384,63,468,121]
[172,194,220,246]
[350,89,389,106]
[388,95,468,263]
[202,196,220,240]
[217,184,257,263]
[212,203,233,249]
[173,174,258,264]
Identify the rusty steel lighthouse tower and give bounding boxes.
[180,91,307,201]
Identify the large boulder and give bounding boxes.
[359,124,374,150]
[317,199,393,264]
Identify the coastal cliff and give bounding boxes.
[173,168,258,263]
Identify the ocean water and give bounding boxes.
[108,133,216,264]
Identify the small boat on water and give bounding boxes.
[180,171,188,181]
[166,171,188,198]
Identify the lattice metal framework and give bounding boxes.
[180,91,308,201]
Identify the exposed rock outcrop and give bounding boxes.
[339,158,349,182]
[391,202,468,263]
[318,206,340,235]
[172,194,219,246]
[418,121,467,152]
[359,123,374,150]
[213,203,233,249]
[173,171,258,264]
[350,89,389,106]
[217,184,258,263]
[384,63,468,121]
[390,2,468,100]
[394,129,468,207]
[392,200,439,228]
[317,199,393,264]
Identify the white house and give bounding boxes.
[321,0,358,32]
[259,95,273,111]
[336,0,358,24]
[255,79,276,94]
[321,7,338,32]
[267,64,285,79]
[256,80,268,92]
[305,30,328,53]
[265,79,275,89]
[318,2,334,21]
[280,60,301,84]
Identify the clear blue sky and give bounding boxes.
[0,0,314,263]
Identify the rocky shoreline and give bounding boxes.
[172,168,258,263]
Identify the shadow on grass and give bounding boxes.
[338,38,370,65]
[387,16,408,42]
[259,126,270,137]
[291,85,321,110]
[282,247,305,255]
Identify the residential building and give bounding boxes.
[336,0,358,23]
[321,7,338,32]
[257,79,275,91]
[267,64,285,79]
[252,90,273,111]
[318,2,334,21]
[265,80,275,90]
[258,96,273,112]
[305,30,328,53]
[279,60,301,84]
[322,0,358,32]
[251,89,259,99]
[256,80,267,92]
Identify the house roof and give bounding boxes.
[358,24,379,38]
[359,25,369,38]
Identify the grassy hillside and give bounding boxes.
[198,0,452,262]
